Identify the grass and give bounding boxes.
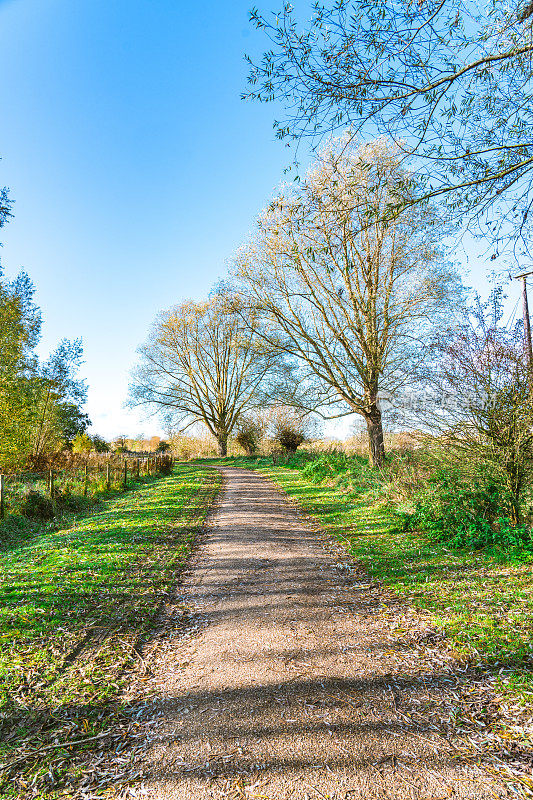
[0,462,220,799]
[238,454,533,794]
[211,454,533,793]
[0,465,163,551]
[213,455,533,679]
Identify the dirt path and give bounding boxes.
[133,467,507,799]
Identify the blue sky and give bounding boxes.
[0,0,508,440]
[0,0,302,439]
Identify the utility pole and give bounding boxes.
[514,270,533,373]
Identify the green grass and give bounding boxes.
[213,456,533,677]
[0,462,220,798]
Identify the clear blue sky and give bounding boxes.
[0,0,507,441]
[0,0,304,439]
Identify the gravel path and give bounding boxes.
[137,467,507,799]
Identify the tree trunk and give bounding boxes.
[364,405,385,468]
[216,432,228,457]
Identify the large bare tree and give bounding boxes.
[234,138,461,466]
[128,294,280,455]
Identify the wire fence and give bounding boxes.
[0,455,174,519]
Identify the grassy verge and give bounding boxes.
[0,462,220,799]
[0,469,161,551]
[231,455,533,795]
[213,456,533,680]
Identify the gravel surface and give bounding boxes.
[131,467,508,800]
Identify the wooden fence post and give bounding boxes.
[0,474,4,519]
[84,465,88,497]
[106,464,110,489]
[123,460,127,488]
[49,469,54,499]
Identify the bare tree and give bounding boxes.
[128,294,281,456]
[234,138,460,466]
[246,0,533,256]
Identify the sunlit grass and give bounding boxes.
[215,456,533,676]
[0,463,221,798]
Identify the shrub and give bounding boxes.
[159,457,173,475]
[54,489,88,513]
[91,435,110,453]
[302,452,350,482]
[276,427,305,452]
[21,491,54,521]
[235,418,263,456]
[405,470,533,550]
[72,433,93,455]
[269,407,317,453]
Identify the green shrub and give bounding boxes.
[300,452,367,482]
[298,452,388,496]
[302,453,347,481]
[405,471,532,550]
[54,489,87,513]
[21,491,54,521]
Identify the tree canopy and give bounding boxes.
[246,0,533,256]
[128,294,284,455]
[234,137,461,465]
[0,182,89,470]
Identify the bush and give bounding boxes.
[270,407,316,453]
[72,433,93,455]
[298,451,383,493]
[276,427,305,452]
[235,419,263,456]
[405,470,533,550]
[54,489,87,513]
[21,491,54,521]
[302,452,351,482]
[159,457,173,475]
[276,448,533,550]
[91,435,110,453]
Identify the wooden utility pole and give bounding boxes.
[515,270,533,384]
